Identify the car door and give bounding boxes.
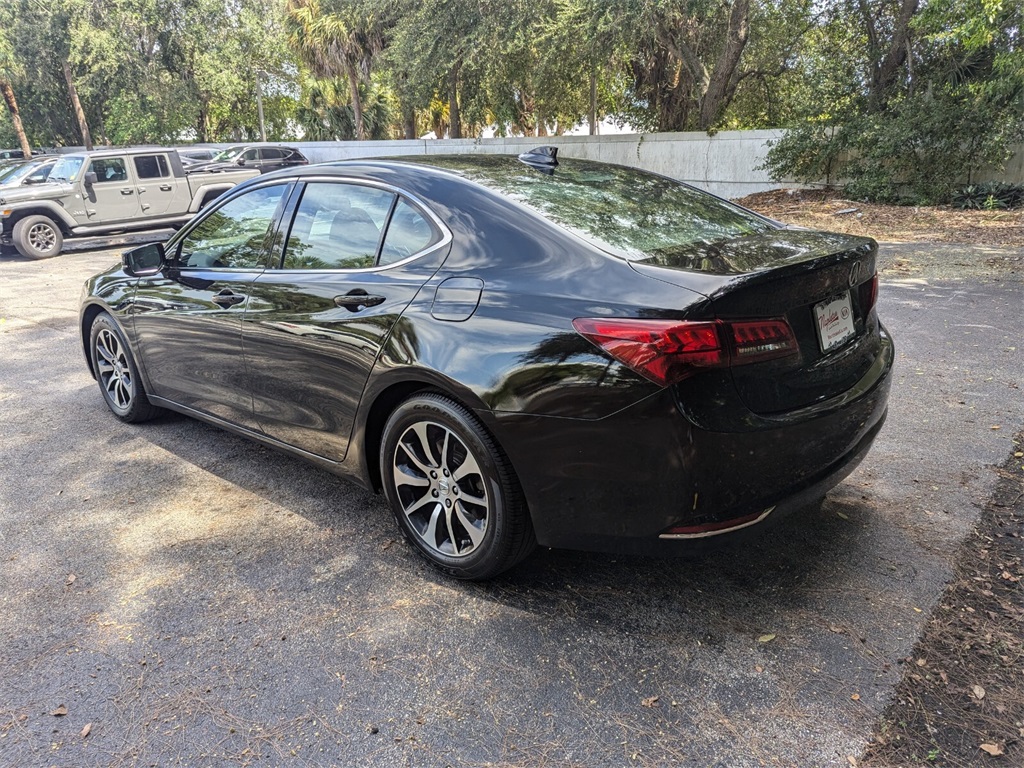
[258,148,282,173]
[132,153,176,216]
[242,180,450,461]
[130,181,291,427]
[240,148,261,173]
[83,156,140,223]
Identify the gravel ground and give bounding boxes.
[0,241,1021,767]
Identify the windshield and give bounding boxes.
[0,160,49,186]
[421,156,773,263]
[0,163,26,183]
[212,146,245,162]
[49,155,86,183]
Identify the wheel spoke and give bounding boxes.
[445,510,461,554]
[423,503,443,548]
[393,462,429,488]
[453,452,483,482]
[458,490,487,508]
[399,439,433,475]
[412,422,438,467]
[403,491,439,519]
[455,502,485,549]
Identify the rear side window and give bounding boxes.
[134,155,170,179]
[260,148,283,160]
[380,199,438,266]
[90,157,128,183]
[283,183,394,270]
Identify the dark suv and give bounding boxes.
[190,145,309,174]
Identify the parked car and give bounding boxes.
[0,156,59,188]
[0,147,258,258]
[187,144,309,174]
[79,149,893,579]
[177,146,218,164]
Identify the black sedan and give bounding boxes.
[79,149,893,579]
[186,144,309,174]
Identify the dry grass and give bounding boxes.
[735,189,1024,248]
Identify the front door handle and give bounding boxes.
[121,188,134,195]
[211,289,246,308]
[334,291,385,311]
[159,184,173,191]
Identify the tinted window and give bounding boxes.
[90,157,128,183]
[420,156,772,263]
[243,149,259,161]
[380,199,438,266]
[260,148,282,160]
[178,184,287,269]
[283,183,394,270]
[134,154,170,179]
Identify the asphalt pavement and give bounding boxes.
[0,242,1021,767]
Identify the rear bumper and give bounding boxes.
[492,327,893,553]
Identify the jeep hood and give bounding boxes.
[0,181,73,206]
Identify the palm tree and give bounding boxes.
[285,0,390,142]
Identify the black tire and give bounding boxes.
[381,393,535,580]
[12,215,63,259]
[89,313,162,423]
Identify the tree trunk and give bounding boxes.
[589,69,597,135]
[699,0,750,131]
[448,61,461,139]
[859,0,919,111]
[62,60,93,150]
[0,80,32,156]
[344,60,365,141]
[403,107,416,139]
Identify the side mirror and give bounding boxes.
[83,171,98,186]
[24,177,47,185]
[236,157,246,165]
[123,242,166,277]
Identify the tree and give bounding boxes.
[0,7,32,155]
[285,0,392,141]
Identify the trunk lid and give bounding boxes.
[630,229,881,414]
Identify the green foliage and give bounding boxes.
[761,0,1024,205]
[952,182,1024,210]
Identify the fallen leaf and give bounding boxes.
[757,633,776,643]
[66,574,76,585]
[851,693,861,701]
[641,696,659,708]
[916,658,927,667]
[990,425,1001,430]
[847,756,858,767]
[80,723,92,738]
[50,705,67,717]
[836,511,849,520]
[754,665,763,673]
[972,685,986,700]
[980,743,1004,756]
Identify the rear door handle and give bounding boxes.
[121,188,134,195]
[335,291,385,311]
[211,289,246,308]
[159,184,173,191]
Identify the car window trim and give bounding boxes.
[271,176,452,274]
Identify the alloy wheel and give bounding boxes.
[95,328,134,410]
[391,420,490,558]
[27,223,56,253]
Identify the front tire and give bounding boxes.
[12,215,63,259]
[89,313,162,423]
[381,394,535,580]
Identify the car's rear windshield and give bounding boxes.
[418,155,774,262]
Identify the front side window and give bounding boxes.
[178,184,287,269]
[242,149,259,162]
[283,183,394,270]
[134,155,170,179]
[90,157,128,183]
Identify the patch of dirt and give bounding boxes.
[736,189,1024,248]
[860,435,1024,768]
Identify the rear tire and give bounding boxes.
[381,393,535,580]
[12,215,63,259]
[89,313,162,423]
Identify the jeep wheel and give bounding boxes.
[12,215,63,259]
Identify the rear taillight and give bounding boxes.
[572,316,798,387]
[859,274,878,315]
